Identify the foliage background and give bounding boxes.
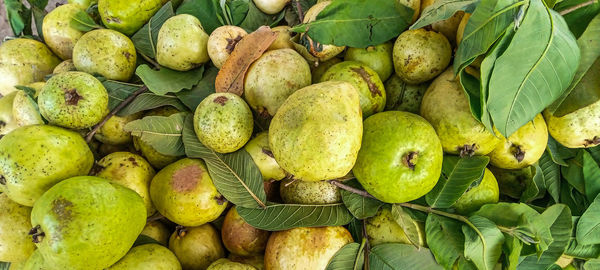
[0,0,65,39]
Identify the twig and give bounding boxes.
[295,0,305,22]
[146,212,164,223]
[559,0,597,15]
[362,220,371,270]
[138,50,161,70]
[327,180,377,199]
[86,86,148,143]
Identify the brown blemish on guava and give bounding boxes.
[262,148,274,158]
[213,95,229,106]
[29,225,45,243]
[0,120,5,129]
[172,165,203,192]
[123,51,132,60]
[458,144,477,157]
[128,157,139,167]
[64,89,83,106]
[584,136,600,147]
[511,145,525,162]
[214,195,227,205]
[52,198,74,220]
[106,17,121,23]
[0,175,5,185]
[225,35,244,54]
[402,151,419,170]
[350,67,381,97]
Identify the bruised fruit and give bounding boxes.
[38,71,108,129]
[108,244,182,270]
[72,29,137,81]
[253,0,289,14]
[95,112,142,145]
[207,26,248,69]
[208,258,257,270]
[296,1,346,62]
[98,0,162,35]
[269,81,363,181]
[134,107,182,169]
[366,206,425,246]
[150,158,228,226]
[393,29,451,84]
[353,111,443,203]
[489,114,548,169]
[222,207,270,256]
[384,74,429,113]
[157,14,210,71]
[0,194,35,262]
[244,132,286,181]
[453,168,499,214]
[30,176,146,270]
[140,221,171,246]
[42,4,85,60]
[420,69,500,156]
[169,224,226,270]
[279,179,341,204]
[320,61,386,118]
[0,125,94,206]
[264,226,353,270]
[194,93,254,153]
[268,26,294,51]
[244,49,311,117]
[310,57,341,83]
[544,99,600,148]
[344,43,394,81]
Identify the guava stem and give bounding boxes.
[294,0,305,22]
[28,225,45,243]
[328,180,377,199]
[559,0,597,15]
[138,51,161,70]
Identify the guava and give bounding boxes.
[489,114,548,169]
[393,29,451,84]
[420,0,464,46]
[134,107,182,169]
[208,258,257,270]
[157,14,210,71]
[264,226,353,270]
[296,1,346,62]
[253,0,289,14]
[42,4,85,60]
[488,166,532,199]
[107,244,181,270]
[94,152,157,216]
[169,224,225,270]
[30,176,146,270]
[68,0,97,8]
[95,112,142,145]
[150,158,228,226]
[398,0,420,22]
[25,82,46,98]
[366,206,425,246]
[21,250,47,270]
[344,43,394,81]
[207,25,248,69]
[544,99,600,148]
[420,69,500,156]
[320,61,386,118]
[140,220,171,246]
[244,49,311,117]
[0,193,35,262]
[72,29,137,81]
[268,26,294,51]
[310,57,341,83]
[98,0,162,35]
[229,254,265,270]
[279,178,341,204]
[194,93,254,153]
[244,132,286,181]
[221,206,270,256]
[0,92,19,135]
[384,74,429,113]
[0,125,94,206]
[269,81,363,181]
[52,59,76,74]
[38,71,108,129]
[0,90,42,136]
[453,168,499,214]
[8,260,26,270]
[456,13,471,45]
[353,111,442,203]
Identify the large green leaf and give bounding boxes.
[425,214,466,269]
[98,79,144,110]
[326,242,365,270]
[502,235,522,270]
[340,179,385,219]
[175,67,218,110]
[131,2,175,59]
[176,0,223,34]
[411,0,479,30]
[538,152,561,203]
[136,65,205,95]
[124,112,187,156]
[0,262,9,270]
[577,194,600,245]
[584,258,600,270]
[555,0,600,38]
[583,150,600,201]
[462,215,505,270]
[425,155,490,208]
[391,205,423,248]
[5,0,32,36]
[237,203,353,231]
[369,243,443,270]
[486,0,581,136]
[520,164,546,203]
[565,237,600,259]
[546,136,571,166]
[291,0,413,48]
[118,93,188,116]
[562,150,585,194]
[70,9,102,32]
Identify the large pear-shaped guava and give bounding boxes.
[157,14,210,71]
[42,4,85,60]
[221,206,270,256]
[365,206,425,246]
[169,224,225,270]
[353,111,443,203]
[30,176,147,270]
[453,168,499,214]
[0,125,94,206]
[98,0,162,35]
[108,244,181,270]
[269,81,363,181]
[344,43,394,81]
[544,98,600,148]
[489,114,548,169]
[244,132,286,181]
[0,193,35,262]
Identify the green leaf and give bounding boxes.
[98,78,144,110]
[136,65,205,95]
[131,2,175,59]
[462,215,505,270]
[369,243,443,270]
[584,258,600,270]
[425,214,465,269]
[425,155,490,208]
[486,0,581,137]
[473,202,540,227]
[538,152,561,203]
[411,0,479,30]
[340,179,385,219]
[182,115,267,209]
[565,238,600,259]
[118,93,188,116]
[175,67,218,110]
[177,0,223,34]
[502,235,522,270]
[563,150,585,194]
[555,0,600,38]
[391,205,422,248]
[227,0,250,25]
[587,145,600,165]
[291,0,413,48]
[70,9,102,32]
[560,183,588,216]
[576,194,600,245]
[0,262,9,270]
[238,0,284,32]
[5,0,31,36]
[521,164,546,203]
[583,150,600,201]
[547,136,570,166]
[348,218,363,242]
[237,203,353,231]
[124,112,187,156]
[132,234,161,247]
[32,6,46,39]
[326,242,365,270]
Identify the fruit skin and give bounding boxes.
[169,224,225,270]
[221,207,270,256]
[310,57,341,83]
[365,206,425,246]
[0,90,44,136]
[453,168,499,214]
[393,29,452,84]
[253,0,289,14]
[72,29,137,81]
[296,1,346,62]
[244,49,311,117]
[544,99,600,148]
[399,0,420,22]
[0,125,94,206]
[353,111,443,203]
[150,158,228,226]
[229,254,265,270]
[207,26,248,69]
[134,107,182,169]
[488,166,532,199]
[107,244,182,270]
[269,81,363,181]
[98,0,162,36]
[42,4,85,60]
[0,193,35,262]
[344,43,394,81]
[279,178,341,204]
[194,93,254,154]
[320,61,386,118]
[264,226,353,270]
[94,152,157,216]
[157,14,210,71]
[208,258,257,270]
[140,221,171,246]
[244,132,286,181]
[95,112,142,145]
[22,250,47,270]
[68,0,98,8]
[268,26,294,51]
[489,114,548,169]
[420,69,500,156]
[30,176,147,270]
[384,74,429,113]
[53,60,76,74]
[38,71,108,129]
[456,13,471,45]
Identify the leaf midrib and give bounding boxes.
[210,150,266,208]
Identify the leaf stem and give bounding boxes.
[146,212,164,223]
[328,180,376,199]
[294,0,305,22]
[138,50,161,70]
[559,0,597,15]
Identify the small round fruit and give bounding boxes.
[229,254,264,270]
[73,29,137,81]
[53,59,76,73]
[38,71,108,129]
[208,258,256,270]
[150,158,228,226]
[268,26,294,51]
[207,26,248,69]
[108,244,181,270]
[265,226,353,269]
[311,57,341,83]
[95,112,142,145]
[169,224,225,270]
[99,0,162,35]
[140,221,171,246]
[134,107,182,169]
[194,93,253,153]
[366,206,425,246]
[0,194,35,262]
[43,4,85,59]
[244,132,286,181]
[244,49,311,117]
[393,29,451,84]
[157,14,210,71]
[320,61,386,118]
[384,74,429,113]
[297,1,346,62]
[453,168,499,214]
[345,43,394,81]
[489,114,548,169]
[253,0,289,14]
[280,178,341,204]
[544,99,600,148]
[488,166,532,199]
[222,207,270,256]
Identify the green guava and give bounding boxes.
[12,90,44,128]
[345,43,394,81]
[453,168,499,214]
[107,244,181,270]
[244,132,286,181]
[279,178,342,204]
[0,193,35,262]
[53,60,76,74]
[489,114,548,169]
[229,254,265,270]
[169,224,225,270]
[42,4,85,60]
[268,26,294,51]
[384,74,429,113]
[488,166,533,199]
[310,57,341,83]
[95,112,142,145]
[393,29,451,84]
[98,0,162,35]
[221,206,270,256]
[544,98,600,148]
[365,206,425,246]
[157,14,210,71]
[140,220,170,246]
[208,259,257,270]
[254,0,288,14]
[207,25,248,68]
[21,250,47,270]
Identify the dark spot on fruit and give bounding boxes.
[511,144,525,162]
[172,165,203,192]
[350,67,382,97]
[214,195,227,205]
[128,157,139,167]
[123,51,132,60]
[0,120,5,129]
[402,151,419,170]
[64,88,83,106]
[175,225,187,238]
[213,95,229,106]
[29,225,45,243]
[584,136,600,147]
[107,17,121,23]
[0,175,5,185]
[405,55,412,66]
[458,144,477,157]
[225,35,244,54]
[52,198,73,221]
[262,148,274,158]
[88,162,105,176]
[430,68,439,74]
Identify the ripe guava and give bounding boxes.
[393,29,451,84]
[345,43,394,81]
[207,26,248,69]
[366,206,425,246]
[244,132,286,181]
[169,224,225,270]
[221,206,270,256]
[208,258,256,270]
[42,4,84,60]
[98,0,162,35]
[453,168,499,214]
[489,114,548,169]
[107,244,181,270]
[384,74,429,113]
[544,99,600,148]
[0,193,35,262]
[157,14,210,71]
[279,179,342,204]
